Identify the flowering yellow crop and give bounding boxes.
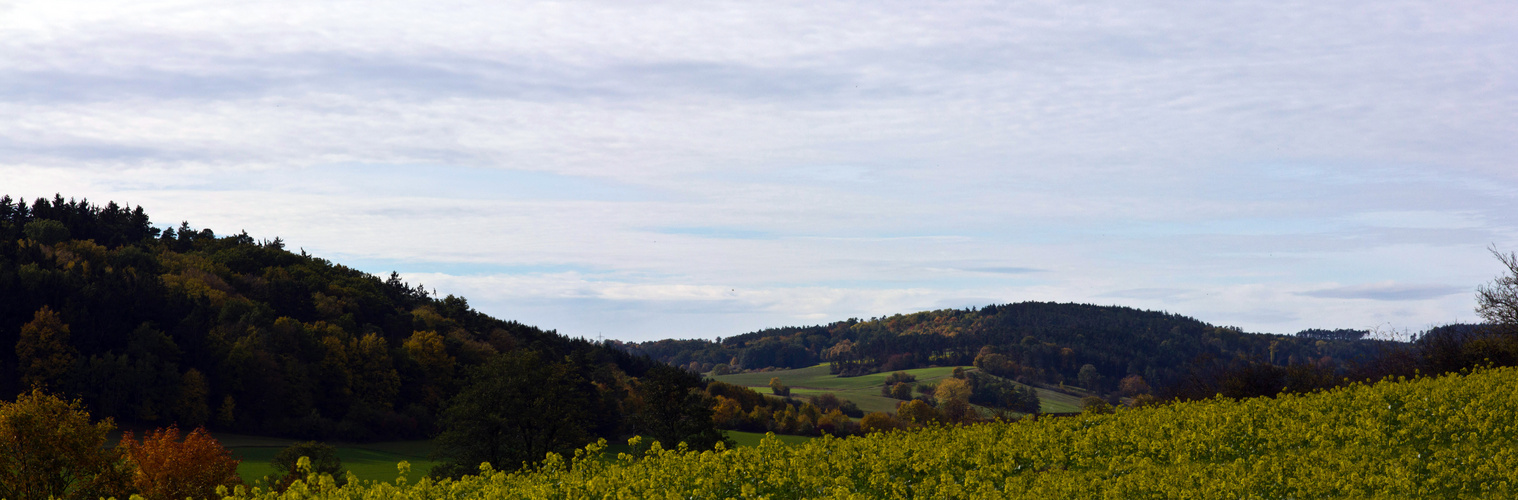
[234,367,1518,499]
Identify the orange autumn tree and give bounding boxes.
[119,426,242,500]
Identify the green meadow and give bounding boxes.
[711,363,1082,414]
[222,430,809,484]
[213,433,437,485]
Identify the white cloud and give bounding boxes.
[3,0,1516,340]
[1298,282,1468,301]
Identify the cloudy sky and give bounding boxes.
[3,0,1515,341]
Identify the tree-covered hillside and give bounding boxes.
[0,194,714,448]
[619,302,1390,396]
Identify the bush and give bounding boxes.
[271,441,344,486]
[1080,396,1114,415]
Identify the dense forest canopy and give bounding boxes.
[0,194,718,451]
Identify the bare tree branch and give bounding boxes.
[1476,245,1518,329]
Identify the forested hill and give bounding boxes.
[617,302,1388,394]
[0,194,687,442]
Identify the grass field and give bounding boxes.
[713,363,1084,414]
[223,430,807,484]
[1032,387,1083,413]
[724,430,813,447]
[212,433,437,485]
[714,364,965,390]
[780,387,907,414]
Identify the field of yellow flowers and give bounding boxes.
[240,366,1517,499]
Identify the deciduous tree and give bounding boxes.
[119,425,242,500]
[896,400,941,426]
[1078,364,1103,392]
[941,399,976,424]
[1119,374,1152,397]
[0,389,130,500]
[1011,385,1042,414]
[404,330,455,383]
[815,409,856,435]
[711,396,743,427]
[859,412,905,433]
[632,364,732,450]
[433,350,596,477]
[403,330,456,410]
[974,348,1018,378]
[174,369,210,427]
[15,306,77,389]
[350,332,401,410]
[1477,246,1518,334]
[22,219,69,245]
[935,378,972,405]
[768,377,789,397]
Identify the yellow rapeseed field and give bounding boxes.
[235,366,1518,499]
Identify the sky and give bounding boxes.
[3,0,1516,342]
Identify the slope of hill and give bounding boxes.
[0,194,690,443]
[620,303,1390,396]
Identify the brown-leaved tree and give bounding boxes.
[119,425,242,500]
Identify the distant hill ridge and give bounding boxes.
[617,301,1391,393]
